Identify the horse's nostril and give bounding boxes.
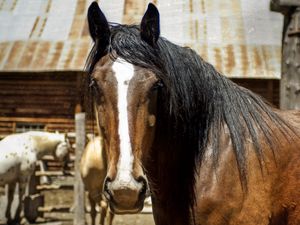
[136,176,148,196]
[136,176,147,183]
[103,176,113,199]
[140,183,146,196]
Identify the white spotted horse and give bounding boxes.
[84,2,300,225]
[0,131,70,225]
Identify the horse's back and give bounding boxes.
[274,110,300,224]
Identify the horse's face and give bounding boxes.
[54,135,70,161]
[91,55,158,213]
[87,2,161,213]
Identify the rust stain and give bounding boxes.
[75,0,86,15]
[253,47,262,70]
[81,19,89,38]
[225,45,235,74]
[29,17,40,38]
[202,17,207,44]
[31,41,51,69]
[10,0,17,11]
[240,45,248,76]
[64,43,75,69]
[45,42,64,69]
[261,45,270,73]
[0,0,4,10]
[189,0,193,13]
[73,41,90,69]
[199,44,208,61]
[4,41,26,70]
[214,48,222,73]
[232,0,242,14]
[18,41,38,69]
[0,42,11,67]
[45,0,52,13]
[123,0,146,24]
[38,17,47,38]
[123,0,130,15]
[69,16,85,39]
[200,0,206,14]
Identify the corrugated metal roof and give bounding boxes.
[0,0,283,79]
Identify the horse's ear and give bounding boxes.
[87,1,110,45]
[140,3,160,47]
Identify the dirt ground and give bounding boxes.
[0,185,155,225]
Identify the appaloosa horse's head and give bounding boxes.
[86,2,162,214]
[54,133,71,161]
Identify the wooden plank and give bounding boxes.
[36,184,74,191]
[42,155,75,161]
[38,205,70,213]
[35,171,74,176]
[279,0,300,6]
[0,117,74,123]
[74,113,86,225]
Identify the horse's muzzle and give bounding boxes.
[103,175,149,214]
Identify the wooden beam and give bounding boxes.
[38,205,70,213]
[36,184,74,191]
[280,9,300,109]
[279,0,300,6]
[35,171,74,176]
[73,113,86,225]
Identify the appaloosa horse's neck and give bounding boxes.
[27,131,64,159]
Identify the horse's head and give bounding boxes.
[86,2,161,214]
[54,133,71,161]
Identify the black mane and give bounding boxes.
[85,24,292,224]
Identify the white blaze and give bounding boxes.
[112,59,135,185]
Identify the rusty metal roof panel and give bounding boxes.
[0,0,283,79]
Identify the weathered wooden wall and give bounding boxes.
[0,72,80,118]
[0,72,98,137]
[233,79,280,107]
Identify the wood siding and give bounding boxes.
[0,72,80,118]
[232,79,280,107]
[0,72,84,136]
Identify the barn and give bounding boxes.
[0,0,284,224]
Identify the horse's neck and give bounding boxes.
[29,133,62,159]
[148,139,193,225]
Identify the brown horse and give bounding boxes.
[80,136,114,225]
[84,2,300,225]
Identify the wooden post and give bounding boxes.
[74,113,86,225]
[280,8,300,109]
[278,0,300,7]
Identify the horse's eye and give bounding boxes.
[151,80,164,92]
